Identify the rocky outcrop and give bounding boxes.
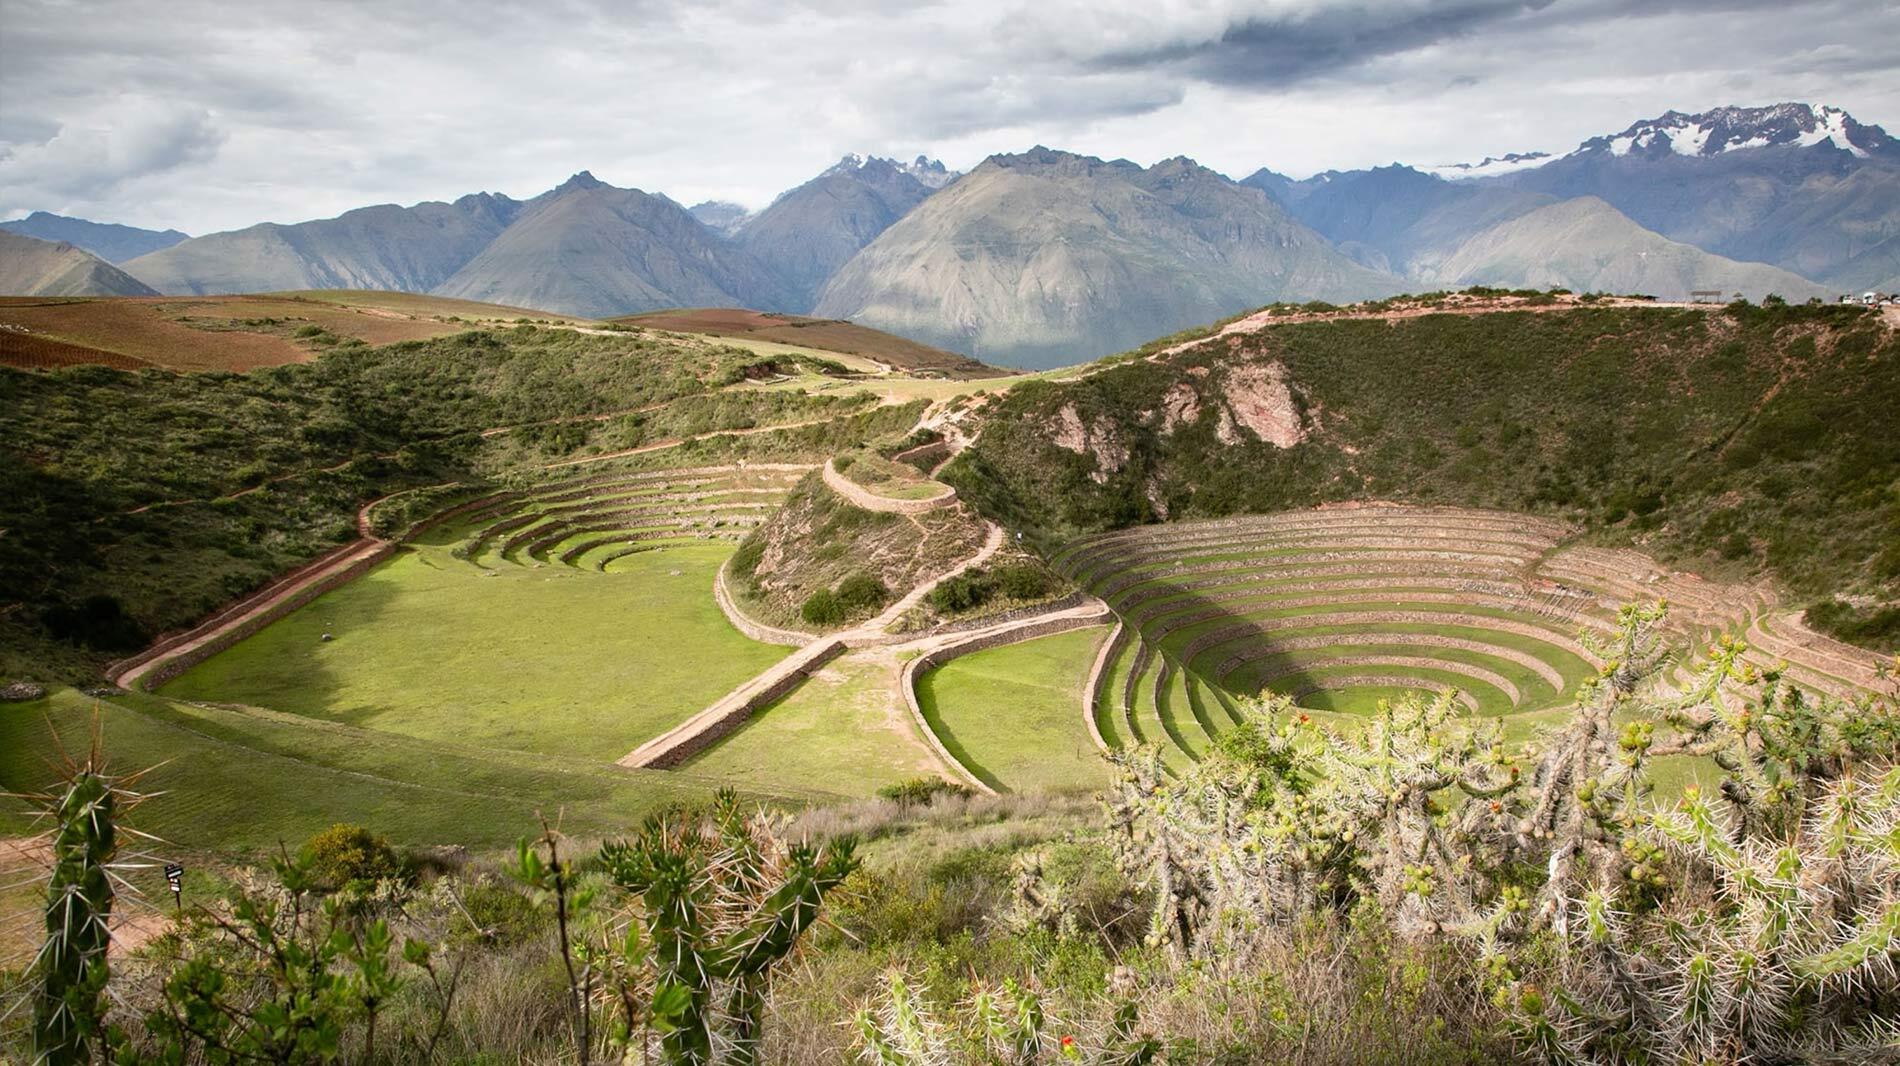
[1221,361,1306,448]
[1050,404,1130,483]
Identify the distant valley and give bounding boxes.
[5,102,1896,368]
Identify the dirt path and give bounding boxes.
[820,457,957,513]
[0,836,172,963]
[621,520,1007,768]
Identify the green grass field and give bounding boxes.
[160,539,787,760]
[0,690,821,852]
[683,650,943,796]
[915,627,1111,793]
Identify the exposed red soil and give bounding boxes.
[617,307,999,378]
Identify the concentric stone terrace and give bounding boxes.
[447,463,810,571]
[1052,505,1878,773]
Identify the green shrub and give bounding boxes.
[801,588,844,625]
[928,570,991,614]
[994,562,1052,600]
[302,823,406,889]
[1804,598,1900,651]
[834,572,889,613]
[876,776,970,806]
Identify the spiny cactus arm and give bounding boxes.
[1791,901,1900,985]
[711,788,767,887]
[1650,789,1742,868]
[853,972,949,1066]
[712,840,858,980]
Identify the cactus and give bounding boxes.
[1518,767,1900,1063]
[599,789,858,1066]
[1105,689,1522,955]
[1497,608,1900,1063]
[852,972,1155,1065]
[26,734,152,1066]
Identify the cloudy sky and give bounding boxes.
[2,0,1897,234]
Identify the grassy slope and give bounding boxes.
[0,291,587,372]
[0,325,845,681]
[951,304,1900,650]
[915,626,1111,793]
[683,650,943,796]
[0,689,818,852]
[159,539,784,760]
[616,307,1000,378]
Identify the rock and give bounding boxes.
[1,681,47,702]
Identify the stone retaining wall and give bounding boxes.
[891,439,950,470]
[128,542,397,690]
[714,556,815,647]
[401,490,519,541]
[1083,624,1128,752]
[900,606,1114,794]
[821,458,957,514]
[637,640,846,769]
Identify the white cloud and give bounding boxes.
[0,0,1893,233]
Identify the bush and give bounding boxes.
[928,570,991,614]
[1804,598,1900,651]
[40,595,147,652]
[302,823,406,889]
[876,776,970,806]
[800,587,843,625]
[834,572,889,613]
[928,563,1054,615]
[994,562,1052,600]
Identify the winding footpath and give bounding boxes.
[619,521,1006,769]
[820,457,958,513]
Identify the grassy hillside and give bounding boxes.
[618,307,1000,378]
[0,324,859,680]
[0,290,586,372]
[950,302,1900,649]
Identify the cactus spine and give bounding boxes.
[29,744,148,1066]
[601,789,857,1066]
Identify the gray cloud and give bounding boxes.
[0,0,1894,233]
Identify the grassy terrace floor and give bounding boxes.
[160,536,787,760]
[915,626,1111,793]
[0,689,820,852]
[683,650,943,797]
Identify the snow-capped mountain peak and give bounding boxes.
[821,154,959,188]
[1575,104,1895,160]
[1422,152,1554,181]
[899,155,957,189]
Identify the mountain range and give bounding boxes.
[0,231,160,297]
[5,103,1894,367]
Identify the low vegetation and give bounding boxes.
[729,471,987,630]
[951,302,1899,650]
[11,606,1892,1064]
[0,324,870,679]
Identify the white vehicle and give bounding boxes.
[1865,292,1882,306]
